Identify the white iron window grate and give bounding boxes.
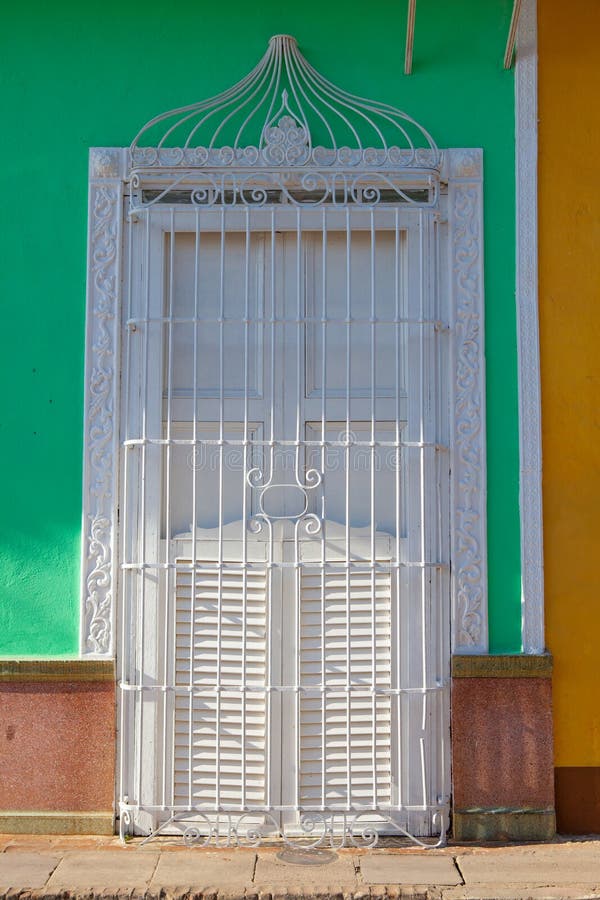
[118,192,451,848]
[112,34,460,851]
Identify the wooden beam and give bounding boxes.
[404,0,416,75]
[504,0,523,69]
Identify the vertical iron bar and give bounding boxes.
[320,207,327,810]
[161,207,176,811]
[119,200,134,809]
[137,208,151,809]
[265,206,276,814]
[394,208,403,813]
[188,207,201,810]
[215,206,226,811]
[369,209,377,809]
[295,206,302,813]
[241,205,251,810]
[435,212,447,818]
[344,206,352,810]
[418,209,428,810]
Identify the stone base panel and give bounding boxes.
[451,654,555,842]
[0,660,115,825]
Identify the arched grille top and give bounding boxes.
[130,35,440,170]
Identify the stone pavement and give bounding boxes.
[0,834,599,899]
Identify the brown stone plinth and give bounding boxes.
[0,667,115,825]
[453,809,556,841]
[0,659,115,683]
[0,812,114,834]
[451,655,555,841]
[452,654,553,679]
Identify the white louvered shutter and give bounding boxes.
[172,532,269,812]
[299,568,392,809]
[295,528,394,816]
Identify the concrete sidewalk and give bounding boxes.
[0,834,599,899]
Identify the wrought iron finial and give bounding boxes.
[130,35,439,169]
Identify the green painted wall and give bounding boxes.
[0,0,520,655]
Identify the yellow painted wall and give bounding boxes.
[539,0,600,767]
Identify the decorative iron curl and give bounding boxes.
[295,514,322,538]
[347,811,448,849]
[189,147,210,166]
[218,147,236,166]
[247,513,272,539]
[157,147,185,167]
[281,812,329,850]
[297,170,331,203]
[239,184,270,206]
[300,467,322,489]
[349,172,426,207]
[430,811,448,847]
[232,812,281,848]
[118,805,132,843]
[183,817,215,847]
[345,817,379,849]
[131,147,158,167]
[190,186,215,206]
[247,466,269,488]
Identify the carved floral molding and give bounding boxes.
[81,150,124,655]
[448,149,488,652]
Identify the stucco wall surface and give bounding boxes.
[539,0,600,768]
[0,0,520,655]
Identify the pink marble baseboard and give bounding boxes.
[451,673,554,811]
[0,681,115,812]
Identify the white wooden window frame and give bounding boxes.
[516,0,544,653]
[80,146,489,657]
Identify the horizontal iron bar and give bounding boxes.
[119,802,448,814]
[123,439,449,450]
[119,681,448,694]
[125,316,448,327]
[129,167,440,180]
[121,561,449,570]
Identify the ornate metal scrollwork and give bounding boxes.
[121,807,447,849]
[130,35,440,173]
[129,167,438,213]
[246,467,323,526]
